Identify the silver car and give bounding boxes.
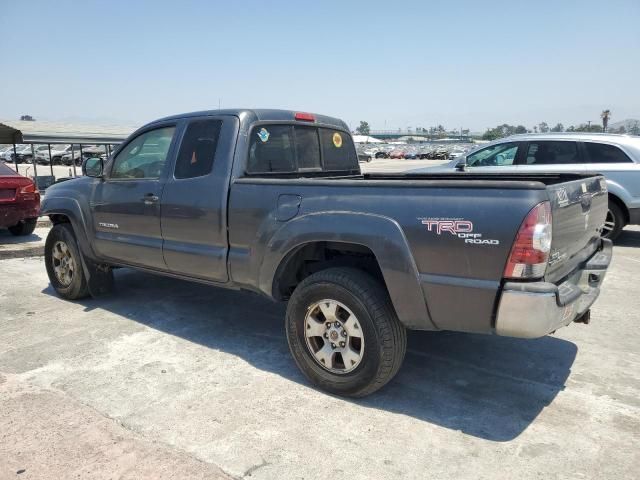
[427,133,640,240]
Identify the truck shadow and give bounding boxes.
[616,228,640,247]
[50,268,577,442]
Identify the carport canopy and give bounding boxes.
[0,119,133,145]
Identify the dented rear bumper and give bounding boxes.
[495,239,612,338]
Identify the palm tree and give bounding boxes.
[601,110,611,132]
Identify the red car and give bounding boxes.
[0,162,40,236]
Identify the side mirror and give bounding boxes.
[455,158,467,171]
[83,157,103,177]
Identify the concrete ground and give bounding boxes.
[0,176,638,479]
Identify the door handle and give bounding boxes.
[143,194,159,205]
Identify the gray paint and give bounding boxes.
[41,109,609,335]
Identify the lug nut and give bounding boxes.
[340,342,345,347]
[341,331,347,337]
[334,322,340,328]
[324,333,328,338]
[326,322,331,328]
[331,343,336,349]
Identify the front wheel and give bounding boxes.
[602,201,624,240]
[286,267,406,397]
[45,223,90,300]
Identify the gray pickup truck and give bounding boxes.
[41,109,612,397]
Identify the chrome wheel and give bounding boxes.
[304,299,364,374]
[51,240,75,286]
[602,208,616,235]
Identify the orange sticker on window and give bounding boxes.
[332,132,343,148]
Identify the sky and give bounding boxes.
[1,0,639,132]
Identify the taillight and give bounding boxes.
[19,182,37,194]
[504,201,552,279]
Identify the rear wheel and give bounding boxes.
[8,218,37,236]
[602,201,624,240]
[286,267,406,397]
[45,224,90,300]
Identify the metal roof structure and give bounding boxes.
[0,119,135,145]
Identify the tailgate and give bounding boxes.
[545,175,608,282]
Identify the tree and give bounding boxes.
[550,123,564,132]
[533,126,538,133]
[566,125,576,132]
[20,115,35,121]
[356,121,370,135]
[630,121,640,136]
[574,123,602,132]
[600,110,611,132]
[538,122,549,133]
[515,125,527,134]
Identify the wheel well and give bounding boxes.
[608,193,629,225]
[273,242,385,300]
[49,214,71,225]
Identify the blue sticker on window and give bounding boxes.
[257,128,270,143]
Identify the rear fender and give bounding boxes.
[260,212,435,330]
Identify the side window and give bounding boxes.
[294,126,321,170]
[111,127,175,179]
[247,125,296,174]
[584,142,633,164]
[525,141,579,165]
[466,142,518,167]
[175,119,222,179]
[319,128,358,171]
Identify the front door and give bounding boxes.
[91,124,177,269]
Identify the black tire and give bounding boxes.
[8,218,37,236]
[286,267,406,397]
[45,223,90,300]
[603,200,625,241]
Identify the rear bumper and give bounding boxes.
[0,202,40,228]
[495,239,613,338]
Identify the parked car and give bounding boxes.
[0,162,40,235]
[389,149,405,159]
[41,109,611,397]
[428,133,640,240]
[0,146,15,162]
[61,146,100,166]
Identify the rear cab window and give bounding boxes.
[246,124,358,175]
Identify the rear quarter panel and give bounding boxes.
[228,179,547,333]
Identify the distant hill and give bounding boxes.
[608,118,640,130]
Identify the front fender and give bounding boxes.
[259,211,435,330]
[41,195,97,261]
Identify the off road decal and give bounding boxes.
[419,217,499,245]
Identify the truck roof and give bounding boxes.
[152,109,350,132]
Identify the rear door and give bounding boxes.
[91,123,178,269]
[160,115,239,282]
[517,140,584,173]
[544,175,608,283]
[582,141,640,196]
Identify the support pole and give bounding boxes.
[71,145,77,177]
[48,143,54,177]
[79,144,84,175]
[30,144,39,180]
[13,143,18,172]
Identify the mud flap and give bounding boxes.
[79,254,114,297]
